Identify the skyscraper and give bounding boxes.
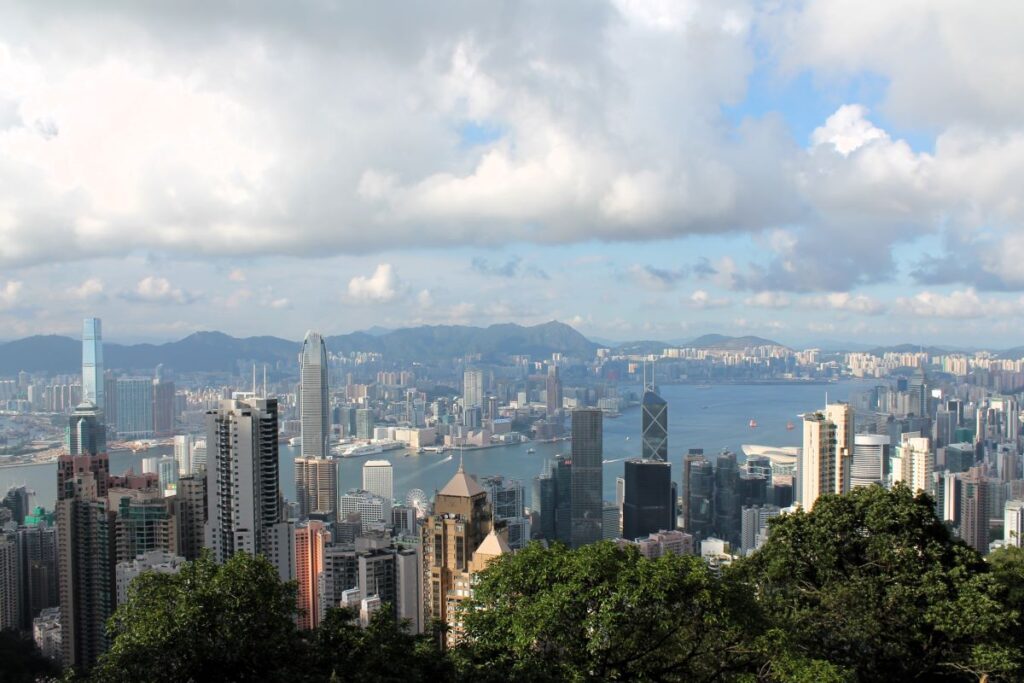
[362,460,394,502]
[67,402,106,457]
[295,457,339,521]
[850,434,890,489]
[173,435,193,476]
[545,365,562,416]
[152,379,176,437]
[570,409,603,548]
[683,451,714,540]
[422,462,491,629]
[57,472,116,672]
[116,377,154,439]
[891,433,933,495]
[641,388,668,462]
[82,318,103,409]
[799,403,853,509]
[463,369,483,409]
[16,524,59,629]
[295,520,329,630]
[204,398,290,577]
[0,532,18,630]
[959,465,990,553]
[622,459,672,541]
[300,331,330,458]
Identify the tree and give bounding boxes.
[0,628,61,683]
[90,552,303,682]
[304,606,452,682]
[452,541,759,682]
[737,485,1020,682]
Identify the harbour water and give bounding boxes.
[1,380,868,512]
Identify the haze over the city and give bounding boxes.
[2,2,1023,346]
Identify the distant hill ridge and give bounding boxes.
[0,321,596,373]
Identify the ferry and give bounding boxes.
[340,443,382,458]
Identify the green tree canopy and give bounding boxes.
[452,541,760,682]
[737,485,1022,682]
[91,551,302,683]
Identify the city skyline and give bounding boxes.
[2,4,1024,346]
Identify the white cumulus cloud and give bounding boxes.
[348,264,401,303]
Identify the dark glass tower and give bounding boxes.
[570,409,603,548]
[684,452,714,540]
[714,452,741,546]
[622,459,673,540]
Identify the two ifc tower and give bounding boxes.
[622,365,673,542]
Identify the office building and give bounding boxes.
[300,331,331,458]
[959,466,990,553]
[109,487,176,563]
[891,433,933,495]
[422,462,491,627]
[103,373,118,428]
[0,532,18,630]
[16,525,59,629]
[57,472,116,671]
[116,377,154,439]
[715,452,741,546]
[173,435,193,476]
[463,369,484,409]
[799,403,853,509]
[850,434,889,489]
[545,365,563,416]
[3,485,30,526]
[204,398,291,577]
[295,457,339,522]
[339,491,390,530]
[740,505,781,556]
[445,528,511,645]
[67,402,106,458]
[142,456,178,495]
[355,408,374,440]
[115,551,185,604]
[173,475,206,561]
[152,379,176,436]
[482,475,531,549]
[362,460,394,503]
[622,459,672,540]
[295,521,329,629]
[82,318,103,408]
[683,451,714,540]
[570,409,603,548]
[33,607,62,661]
[640,387,668,462]
[1005,500,1024,548]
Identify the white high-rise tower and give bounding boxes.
[82,318,103,409]
[300,331,330,458]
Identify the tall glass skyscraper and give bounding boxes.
[641,388,668,461]
[299,331,330,458]
[81,318,103,409]
[570,409,603,548]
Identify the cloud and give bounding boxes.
[744,291,790,309]
[628,264,689,291]
[228,269,246,282]
[803,292,886,315]
[811,105,887,156]
[68,277,104,301]
[893,288,1020,319]
[347,263,401,303]
[416,289,434,308]
[0,280,22,309]
[687,289,732,309]
[123,276,194,305]
[471,256,549,279]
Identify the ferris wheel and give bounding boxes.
[406,488,429,516]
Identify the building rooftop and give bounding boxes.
[438,461,486,498]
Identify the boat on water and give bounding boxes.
[786,422,795,431]
[288,437,302,447]
[340,443,382,458]
[416,447,425,454]
[749,419,758,428]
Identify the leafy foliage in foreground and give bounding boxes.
[57,487,1023,683]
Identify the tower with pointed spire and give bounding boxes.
[422,461,492,635]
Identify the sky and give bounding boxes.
[2,1,1024,347]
